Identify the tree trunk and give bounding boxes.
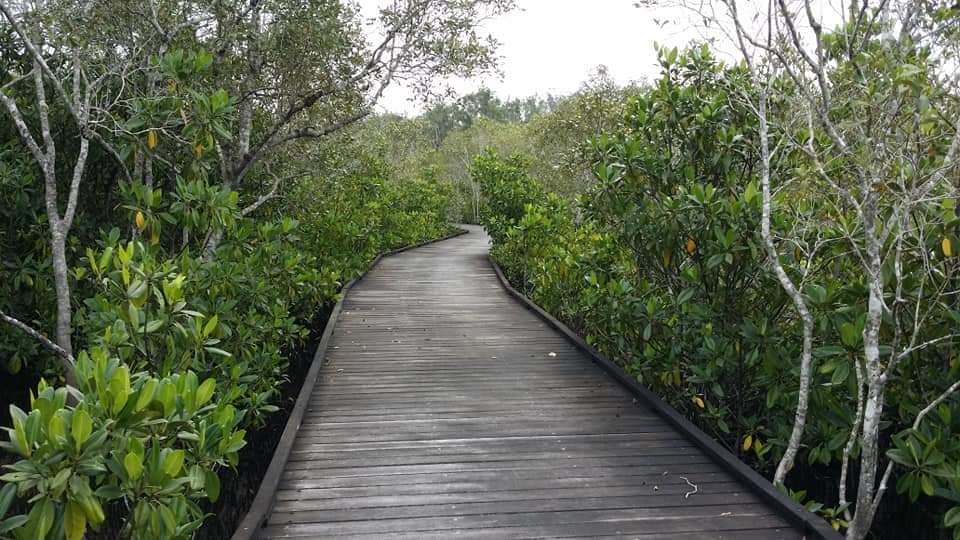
[49,228,76,387]
[848,197,886,540]
[847,300,885,538]
[755,84,815,487]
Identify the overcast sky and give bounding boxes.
[357,0,723,115]
[358,1,843,116]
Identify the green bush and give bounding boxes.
[473,149,544,247]
[0,144,59,379]
[0,47,455,536]
[2,350,240,540]
[479,44,960,536]
[1,169,453,537]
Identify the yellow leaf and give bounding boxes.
[686,237,697,255]
[135,211,146,230]
[943,237,953,257]
[194,143,204,158]
[742,434,753,451]
[754,438,763,452]
[146,129,157,150]
[692,396,704,409]
[662,250,672,267]
[65,501,87,540]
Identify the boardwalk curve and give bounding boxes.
[243,225,838,539]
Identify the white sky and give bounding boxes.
[359,0,843,116]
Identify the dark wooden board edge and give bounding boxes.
[488,254,843,540]
[231,226,469,540]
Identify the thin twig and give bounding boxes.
[0,310,75,367]
[679,476,698,499]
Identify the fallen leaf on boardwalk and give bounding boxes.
[548,352,557,357]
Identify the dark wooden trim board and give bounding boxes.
[231,227,469,540]
[488,255,842,540]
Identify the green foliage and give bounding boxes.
[472,150,544,246]
[480,43,960,537]
[0,145,58,378]
[423,88,554,144]
[0,43,455,537]
[0,168,452,538]
[1,352,241,540]
[524,67,639,199]
[573,45,790,453]
[1,174,452,538]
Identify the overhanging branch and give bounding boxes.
[0,310,76,369]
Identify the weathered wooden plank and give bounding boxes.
[288,434,691,457]
[288,428,690,445]
[268,504,782,532]
[270,481,754,514]
[278,455,716,482]
[274,470,732,500]
[260,514,797,539]
[277,462,726,490]
[268,495,762,526]
[287,440,698,463]
[297,528,801,540]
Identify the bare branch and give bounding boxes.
[0,0,132,183]
[240,172,308,217]
[0,310,75,369]
[0,87,46,166]
[726,0,815,488]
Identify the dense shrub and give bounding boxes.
[1,172,453,538]
[0,49,455,538]
[0,144,59,380]
[473,149,544,247]
[478,45,960,538]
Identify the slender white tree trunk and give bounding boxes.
[49,230,73,359]
[846,191,885,540]
[754,72,815,488]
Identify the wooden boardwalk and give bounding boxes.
[255,226,826,539]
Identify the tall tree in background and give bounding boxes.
[527,66,639,197]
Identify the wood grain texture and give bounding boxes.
[256,225,823,539]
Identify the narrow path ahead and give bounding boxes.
[259,226,810,539]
